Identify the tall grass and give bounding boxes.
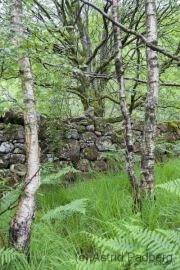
[1,158,180,269]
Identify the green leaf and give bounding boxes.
[41,198,89,220]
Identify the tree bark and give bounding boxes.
[141,0,159,197]
[9,0,40,257]
[112,0,140,204]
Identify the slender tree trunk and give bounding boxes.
[9,0,40,257]
[141,0,159,197]
[112,0,140,204]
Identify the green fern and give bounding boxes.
[41,198,89,220]
[156,179,180,196]
[124,225,179,255]
[0,247,30,270]
[74,258,118,270]
[41,166,79,185]
[74,223,180,270]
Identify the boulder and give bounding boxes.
[81,147,99,161]
[80,132,97,143]
[0,124,24,141]
[79,140,88,149]
[96,136,112,151]
[157,123,169,133]
[0,142,14,153]
[10,154,26,164]
[86,125,95,132]
[13,147,26,154]
[65,129,79,139]
[94,131,101,136]
[59,139,80,162]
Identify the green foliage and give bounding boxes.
[0,180,24,216]
[1,159,180,270]
[74,223,180,270]
[41,198,89,220]
[156,179,180,197]
[41,165,79,185]
[100,144,125,162]
[0,247,30,270]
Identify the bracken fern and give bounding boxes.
[74,223,180,270]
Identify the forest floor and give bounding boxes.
[1,158,180,269]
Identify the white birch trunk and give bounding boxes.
[141,0,159,196]
[9,0,40,255]
[112,0,140,204]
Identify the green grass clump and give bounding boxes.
[1,158,180,269]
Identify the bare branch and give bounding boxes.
[80,0,180,62]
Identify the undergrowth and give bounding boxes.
[0,158,180,269]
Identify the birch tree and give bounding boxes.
[112,0,140,204]
[141,0,159,197]
[80,0,161,201]
[9,0,40,256]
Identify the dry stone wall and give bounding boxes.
[0,107,180,186]
[0,107,123,185]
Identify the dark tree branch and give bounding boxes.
[80,0,180,62]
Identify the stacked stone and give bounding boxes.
[0,122,26,188]
[1,106,179,185]
[0,123,25,170]
[39,108,122,174]
[0,107,123,186]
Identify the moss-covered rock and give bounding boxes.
[76,159,91,172]
[77,124,86,133]
[0,157,9,169]
[0,142,14,153]
[13,147,26,154]
[86,125,95,132]
[2,106,24,125]
[81,147,98,161]
[157,121,180,134]
[0,124,24,141]
[80,132,97,142]
[59,139,80,162]
[91,160,107,171]
[94,117,107,132]
[65,129,79,139]
[96,136,112,151]
[168,121,179,134]
[10,154,26,164]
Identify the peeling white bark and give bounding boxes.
[9,0,40,254]
[141,0,159,196]
[112,0,140,204]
